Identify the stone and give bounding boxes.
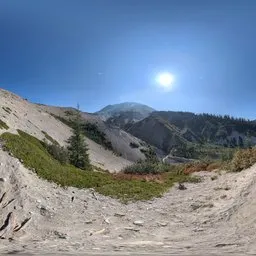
[114,212,125,217]
[124,227,140,232]
[133,220,144,226]
[178,183,187,190]
[158,222,168,227]
[54,231,67,239]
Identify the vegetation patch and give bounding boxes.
[140,146,158,162]
[51,114,114,151]
[230,148,256,172]
[42,130,59,145]
[42,142,69,165]
[64,110,74,116]
[171,143,235,161]
[51,114,73,128]
[0,131,199,202]
[2,106,12,114]
[129,142,139,148]
[0,119,9,130]
[81,123,113,151]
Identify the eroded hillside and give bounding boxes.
[0,89,131,172]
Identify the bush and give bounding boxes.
[0,119,9,130]
[42,131,59,145]
[42,141,69,164]
[183,162,209,174]
[130,142,139,148]
[2,106,12,114]
[230,148,256,172]
[81,123,113,151]
[140,147,158,163]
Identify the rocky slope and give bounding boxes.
[126,111,256,155]
[0,89,132,172]
[39,105,147,162]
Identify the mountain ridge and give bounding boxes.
[96,102,155,122]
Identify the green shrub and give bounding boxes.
[140,147,158,162]
[41,131,59,145]
[0,119,9,130]
[230,148,256,172]
[2,106,12,114]
[81,123,113,151]
[42,141,69,164]
[64,110,74,116]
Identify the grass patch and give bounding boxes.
[41,130,59,145]
[182,160,229,174]
[0,119,9,130]
[0,131,199,202]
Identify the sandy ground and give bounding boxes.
[1,146,256,255]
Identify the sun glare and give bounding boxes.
[156,72,175,91]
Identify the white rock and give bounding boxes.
[133,220,144,226]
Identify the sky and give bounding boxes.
[0,0,255,119]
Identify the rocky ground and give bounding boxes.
[1,146,256,255]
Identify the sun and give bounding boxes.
[156,72,175,90]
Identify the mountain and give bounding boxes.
[40,105,149,163]
[126,111,256,158]
[95,102,155,123]
[0,89,138,171]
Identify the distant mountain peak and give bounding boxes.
[96,102,155,122]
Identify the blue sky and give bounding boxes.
[0,0,255,119]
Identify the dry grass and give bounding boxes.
[183,161,225,174]
[206,162,224,171]
[230,148,256,172]
[183,162,209,174]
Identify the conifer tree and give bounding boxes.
[67,105,91,170]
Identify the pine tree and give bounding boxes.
[67,105,91,170]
